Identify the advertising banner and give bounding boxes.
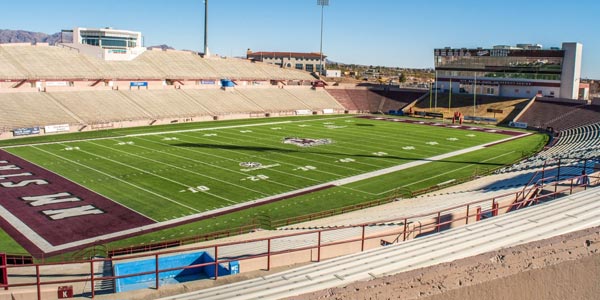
[44,124,70,133]
[13,127,40,137]
[130,81,148,87]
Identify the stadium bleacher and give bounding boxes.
[0,44,101,80]
[158,186,600,300]
[182,89,264,115]
[0,88,346,132]
[515,98,600,131]
[323,89,359,111]
[497,122,600,174]
[49,90,152,124]
[283,87,345,111]
[0,44,314,81]
[325,87,426,113]
[0,92,80,130]
[120,90,212,118]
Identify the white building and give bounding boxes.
[62,27,146,61]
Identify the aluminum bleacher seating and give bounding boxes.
[182,89,264,115]
[516,99,600,131]
[497,122,600,174]
[120,90,212,118]
[49,91,152,123]
[324,89,359,111]
[283,87,344,110]
[0,92,80,130]
[0,45,314,82]
[237,88,310,112]
[0,46,28,80]
[158,186,600,300]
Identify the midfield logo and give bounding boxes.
[239,162,262,168]
[283,137,333,147]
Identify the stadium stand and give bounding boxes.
[49,91,152,123]
[283,87,345,111]
[0,87,344,134]
[0,44,314,82]
[182,89,264,115]
[411,93,530,123]
[119,90,212,118]
[377,89,427,112]
[323,89,359,111]
[325,87,426,113]
[140,49,220,79]
[0,46,28,80]
[159,186,600,300]
[0,44,101,80]
[237,88,310,112]
[0,92,80,130]
[497,122,600,173]
[515,98,600,131]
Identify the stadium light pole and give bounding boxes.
[317,0,329,76]
[204,0,209,56]
[434,70,438,112]
[473,73,477,117]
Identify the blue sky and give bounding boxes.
[3,0,599,78]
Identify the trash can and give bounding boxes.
[229,261,240,275]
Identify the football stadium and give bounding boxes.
[1,4,600,300]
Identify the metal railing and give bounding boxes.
[0,172,596,300]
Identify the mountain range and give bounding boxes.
[0,29,67,44]
[0,29,173,50]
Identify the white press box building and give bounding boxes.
[433,43,587,100]
[64,27,146,61]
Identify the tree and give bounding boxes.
[399,72,407,83]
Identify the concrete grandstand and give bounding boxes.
[0,40,599,300]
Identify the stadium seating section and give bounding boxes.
[0,44,314,80]
[325,87,426,113]
[498,122,600,173]
[0,88,344,131]
[515,98,600,131]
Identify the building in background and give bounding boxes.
[61,27,146,61]
[433,42,587,100]
[246,49,326,73]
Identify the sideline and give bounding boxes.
[0,116,355,149]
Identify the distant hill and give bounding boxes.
[0,29,67,44]
[0,29,176,51]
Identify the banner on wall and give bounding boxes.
[44,124,70,133]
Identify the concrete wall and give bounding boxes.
[560,42,583,99]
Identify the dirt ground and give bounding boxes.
[286,226,600,300]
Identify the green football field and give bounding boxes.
[0,115,547,253]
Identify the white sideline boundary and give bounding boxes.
[0,116,355,149]
[2,131,530,253]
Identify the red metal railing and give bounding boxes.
[0,172,595,300]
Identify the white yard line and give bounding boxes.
[367,150,517,196]
[204,130,374,172]
[173,132,347,178]
[222,129,388,169]
[32,145,202,213]
[17,133,530,253]
[126,137,301,190]
[84,140,268,199]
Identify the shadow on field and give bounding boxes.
[355,123,375,127]
[173,143,296,152]
[172,143,505,167]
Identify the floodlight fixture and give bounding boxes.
[317,0,330,76]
